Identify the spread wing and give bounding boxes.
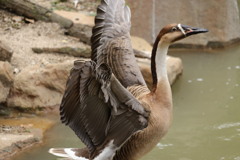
[60,60,149,158]
[91,0,146,88]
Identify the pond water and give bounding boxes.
[13,45,240,160]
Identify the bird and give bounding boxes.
[49,0,208,159]
[73,0,79,8]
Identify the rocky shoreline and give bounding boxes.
[0,115,55,160]
[0,125,40,160]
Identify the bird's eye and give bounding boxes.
[171,27,178,32]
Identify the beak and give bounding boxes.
[180,24,208,36]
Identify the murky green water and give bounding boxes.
[14,45,240,160]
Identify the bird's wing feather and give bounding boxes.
[60,60,149,158]
[49,147,89,159]
[91,0,130,60]
[91,0,146,87]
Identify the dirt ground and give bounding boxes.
[0,0,99,72]
[0,12,79,73]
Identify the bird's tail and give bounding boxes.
[49,148,89,160]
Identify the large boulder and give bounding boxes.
[7,61,74,109]
[0,62,14,103]
[0,41,13,62]
[127,0,240,48]
[138,56,183,88]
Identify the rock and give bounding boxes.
[32,46,91,58]
[131,36,152,58]
[0,133,39,159]
[0,62,14,103]
[0,41,13,62]
[0,83,10,104]
[54,10,94,26]
[7,61,74,109]
[0,104,11,116]
[0,117,54,159]
[166,56,183,84]
[13,68,20,74]
[67,23,93,45]
[24,18,35,24]
[138,56,183,88]
[12,16,23,23]
[127,0,240,48]
[131,36,153,53]
[53,10,94,44]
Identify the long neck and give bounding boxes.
[156,42,169,80]
[151,39,170,92]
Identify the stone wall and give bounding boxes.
[127,0,240,48]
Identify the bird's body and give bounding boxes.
[49,0,208,159]
[113,88,172,160]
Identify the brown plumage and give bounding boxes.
[49,0,208,159]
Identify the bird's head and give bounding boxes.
[158,23,208,44]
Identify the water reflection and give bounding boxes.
[216,122,240,130]
[156,143,173,150]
